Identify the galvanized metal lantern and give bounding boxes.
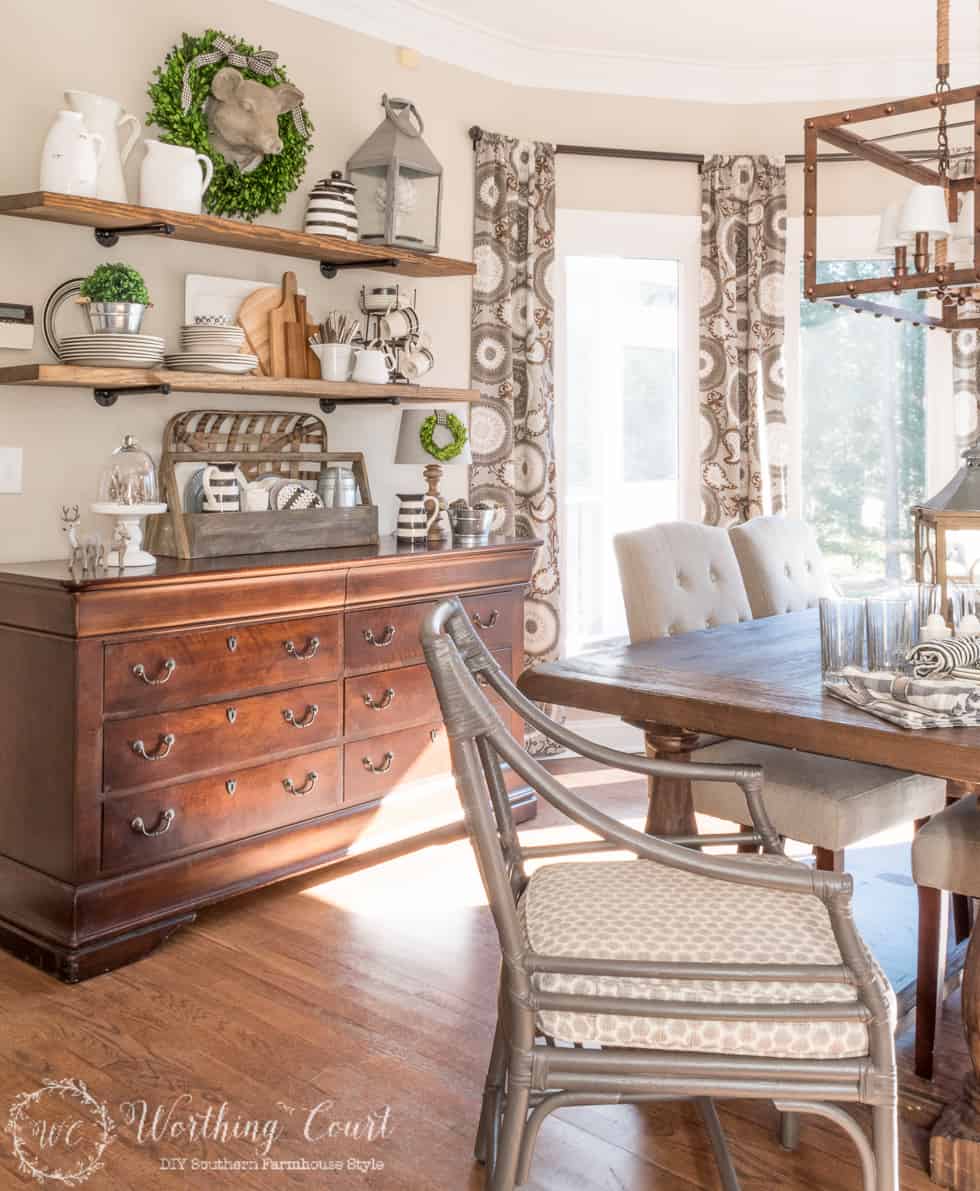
[347,95,443,254]
[913,445,980,616]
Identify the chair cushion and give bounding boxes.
[613,522,752,641]
[729,516,837,618]
[912,793,980,897]
[519,857,894,1059]
[691,740,946,852]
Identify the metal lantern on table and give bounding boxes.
[913,445,980,617]
[347,95,443,254]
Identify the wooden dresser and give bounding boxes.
[0,538,538,981]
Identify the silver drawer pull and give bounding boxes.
[130,808,176,837]
[283,771,318,797]
[472,610,499,630]
[362,625,396,648]
[363,688,395,711]
[131,659,176,686]
[131,733,175,762]
[282,704,319,729]
[362,751,394,775]
[284,636,320,661]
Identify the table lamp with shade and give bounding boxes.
[394,408,471,547]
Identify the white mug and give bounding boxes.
[243,483,270,512]
[379,307,419,340]
[402,345,434,381]
[352,348,391,385]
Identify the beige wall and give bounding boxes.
[0,0,900,563]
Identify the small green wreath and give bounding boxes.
[420,412,469,462]
[147,29,313,221]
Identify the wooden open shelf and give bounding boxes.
[0,192,476,279]
[0,365,478,406]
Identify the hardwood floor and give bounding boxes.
[0,757,967,1188]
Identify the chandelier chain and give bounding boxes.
[936,0,951,177]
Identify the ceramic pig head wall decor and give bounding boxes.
[206,66,304,173]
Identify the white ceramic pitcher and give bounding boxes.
[39,111,103,197]
[65,91,140,203]
[140,140,214,215]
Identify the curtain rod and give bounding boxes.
[467,125,959,169]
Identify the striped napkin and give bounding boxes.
[908,635,980,683]
[825,666,980,729]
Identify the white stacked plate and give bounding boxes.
[180,324,246,352]
[58,333,165,369]
[163,353,258,375]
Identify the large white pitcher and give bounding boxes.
[140,140,214,215]
[65,91,140,203]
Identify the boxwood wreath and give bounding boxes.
[147,29,313,221]
[419,412,468,462]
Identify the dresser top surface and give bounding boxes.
[0,536,540,592]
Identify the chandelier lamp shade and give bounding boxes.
[803,0,980,330]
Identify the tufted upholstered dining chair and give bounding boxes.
[421,598,899,1191]
[613,521,946,874]
[728,515,837,617]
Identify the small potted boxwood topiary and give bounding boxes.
[78,263,152,334]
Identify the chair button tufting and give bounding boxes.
[784,564,792,577]
[676,571,686,588]
[805,560,813,572]
[708,569,718,583]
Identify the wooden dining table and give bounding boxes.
[518,608,980,1188]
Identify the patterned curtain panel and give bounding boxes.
[951,158,980,454]
[469,131,562,713]
[700,154,788,526]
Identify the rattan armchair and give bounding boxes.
[421,598,898,1191]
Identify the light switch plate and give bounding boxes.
[0,447,23,494]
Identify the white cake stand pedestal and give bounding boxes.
[91,502,167,568]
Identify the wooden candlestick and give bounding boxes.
[422,462,451,546]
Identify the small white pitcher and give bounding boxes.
[140,140,214,214]
[39,111,104,197]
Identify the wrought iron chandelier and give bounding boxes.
[803,0,980,331]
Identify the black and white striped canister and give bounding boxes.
[304,171,359,240]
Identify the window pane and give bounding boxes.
[800,260,926,584]
[564,254,680,649]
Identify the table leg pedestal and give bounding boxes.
[931,926,980,1188]
[639,724,700,838]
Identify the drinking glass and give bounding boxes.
[818,597,866,679]
[951,584,980,633]
[865,596,914,672]
[892,582,941,642]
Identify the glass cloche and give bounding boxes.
[97,435,158,506]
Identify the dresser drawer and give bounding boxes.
[344,721,451,806]
[104,681,341,792]
[344,589,522,675]
[101,746,342,872]
[343,647,514,740]
[104,614,342,714]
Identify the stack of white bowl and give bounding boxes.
[165,325,257,375]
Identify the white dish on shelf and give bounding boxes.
[163,353,258,375]
[60,356,162,369]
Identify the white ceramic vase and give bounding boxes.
[65,90,140,203]
[140,140,214,215]
[39,110,104,197]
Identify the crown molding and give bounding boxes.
[270,0,980,105]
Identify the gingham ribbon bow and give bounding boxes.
[180,35,308,138]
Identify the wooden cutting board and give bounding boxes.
[268,272,298,379]
[235,285,281,376]
[286,294,310,380]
